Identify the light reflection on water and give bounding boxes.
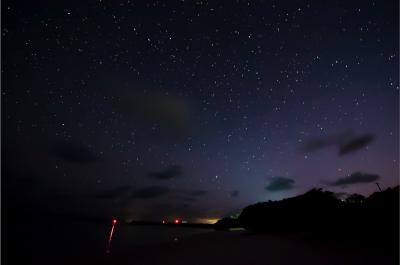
[12,220,212,262]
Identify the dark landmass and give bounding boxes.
[214,216,241,231]
[214,186,399,261]
[238,186,398,235]
[130,186,399,243]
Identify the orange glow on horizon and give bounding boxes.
[196,218,220,224]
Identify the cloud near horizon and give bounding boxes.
[330,172,380,186]
[95,185,132,199]
[147,165,182,180]
[189,190,208,197]
[301,131,375,156]
[131,186,170,199]
[265,177,295,192]
[169,189,209,203]
[230,190,240,197]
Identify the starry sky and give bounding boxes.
[3,0,399,223]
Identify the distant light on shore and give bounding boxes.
[197,218,220,224]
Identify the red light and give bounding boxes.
[107,219,117,254]
[162,220,166,224]
[175,219,180,224]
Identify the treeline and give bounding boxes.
[215,186,399,240]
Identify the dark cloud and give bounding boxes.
[129,91,189,138]
[301,131,375,156]
[95,185,132,199]
[131,186,170,199]
[330,172,380,186]
[300,131,352,153]
[147,165,182,180]
[51,142,98,164]
[265,177,295,192]
[171,189,208,203]
[98,85,190,139]
[189,190,208,197]
[339,134,375,155]
[230,190,240,197]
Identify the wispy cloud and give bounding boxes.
[265,177,295,191]
[330,172,380,186]
[147,165,182,180]
[131,186,170,199]
[300,131,375,156]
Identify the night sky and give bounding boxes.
[3,1,399,223]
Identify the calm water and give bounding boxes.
[7,220,212,264]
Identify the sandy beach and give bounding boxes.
[73,230,397,265]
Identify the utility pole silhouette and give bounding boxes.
[375,182,382,192]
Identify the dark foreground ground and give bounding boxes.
[68,230,398,265]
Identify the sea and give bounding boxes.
[5,219,212,264]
